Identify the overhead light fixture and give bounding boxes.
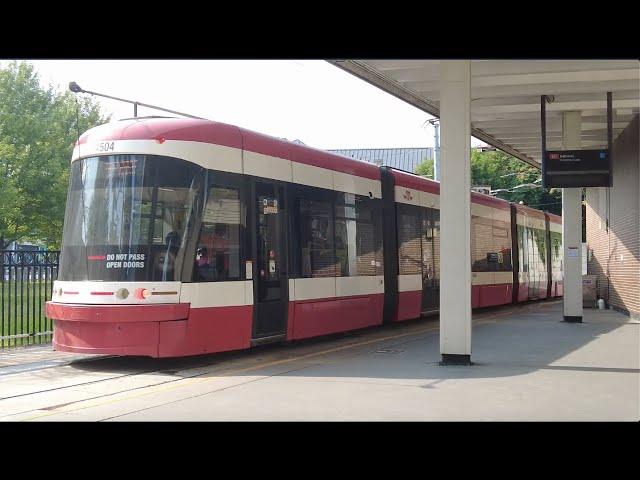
[69,81,83,93]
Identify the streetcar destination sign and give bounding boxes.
[543,149,611,188]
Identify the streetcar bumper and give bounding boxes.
[46,302,190,357]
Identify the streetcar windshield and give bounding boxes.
[58,155,204,281]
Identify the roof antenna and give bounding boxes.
[68,81,207,120]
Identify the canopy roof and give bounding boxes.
[329,60,639,168]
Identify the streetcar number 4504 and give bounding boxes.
[97,141,115,152]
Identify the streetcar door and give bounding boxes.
[527,227,539,299]
[251,181,288,341]
[421,208,439,312]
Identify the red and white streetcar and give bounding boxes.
[46,117,563,357]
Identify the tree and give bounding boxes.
[415,156,434,178]
[414,149,562,215]
[0,61,109,249]
[469,149,562,215]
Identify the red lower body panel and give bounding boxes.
[553,280,564,297]
[397,284,512,321]
[395,291,422,322]
[517,282,529,302]
[53,319,161,357]
[288,294,384,340]
[158,306,252,357]
[516,282,552,302]
[47,302,252,358]
[474,284,512,308]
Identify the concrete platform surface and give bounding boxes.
[0,299,637,421]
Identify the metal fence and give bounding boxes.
[1,250,59,348]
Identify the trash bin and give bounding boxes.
[582,275,598,308]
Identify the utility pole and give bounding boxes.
[427,119,441,181]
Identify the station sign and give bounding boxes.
[540,92,613,189]
[543,149,611,188]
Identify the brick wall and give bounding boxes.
[586,115,639,317]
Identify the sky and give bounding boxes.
[7,60,485,150]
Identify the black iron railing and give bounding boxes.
[1,250,59,348]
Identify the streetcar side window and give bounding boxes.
[492,218,513,272]
[397,204,422,275]
[517,224,527,273]
[292,186,383,279]
[471,213,513,273]
[471,214,493,272]
[335,193,381,276]
[192,186,242,282]
[550,231,563,275]
[299,198,337,277]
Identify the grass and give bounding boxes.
[1,279,54,348]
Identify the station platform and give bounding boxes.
[0,299,637,421]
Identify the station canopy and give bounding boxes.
[329,60,639,168]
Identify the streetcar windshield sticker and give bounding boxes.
[262,198,278,214]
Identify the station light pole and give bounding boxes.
[68,82,207,120]
[426,118,440,181]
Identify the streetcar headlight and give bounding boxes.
[115,288,130,299]
[134,288,151,300]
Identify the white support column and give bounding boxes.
[561,111,584,322]
[439,60,472,365]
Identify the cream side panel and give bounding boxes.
[421,191,440,209]
[243,150,292,183]
[529,217,546,230]
[518,212,546,230]
[394,186,421,206]
[334,171,381,198]
[335,276,384,297]
[494,271,514,285]
[471,203,495,219]
[292,277,336,301]
[493,208,511,224]
[292,162,334,191]
[51,280,181,305]
[549,222,562,233]
[398,274,422,292]
[535,217,547,230]
[472,271,495,286]
[72,140,242,174]
[180,282,251,308]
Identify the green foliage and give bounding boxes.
[414,149,562,215]
[415,156,434,178]
[0,61,109,249]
